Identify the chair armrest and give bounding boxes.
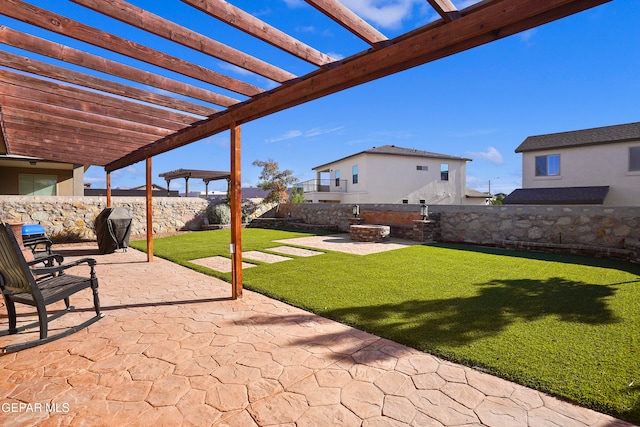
[28,254,64,267]
[31,257,97,277]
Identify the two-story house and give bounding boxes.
[505,122,640,206]
[299,145,487,205]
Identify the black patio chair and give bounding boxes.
[0,223,103,353]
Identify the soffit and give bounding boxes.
[0,0,611,170]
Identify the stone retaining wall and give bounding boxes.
[0,196,208,241]
[272,203,640,251]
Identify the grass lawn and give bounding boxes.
[130,229,640,423]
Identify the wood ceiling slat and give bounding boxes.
[2,107,171,143]
[426,0,461,23]
[108,0,610,172]
[0,28,237,109]
[304,0,388,46]
[7,122,154,151]
[4,132,133,166]
[69,0,296,84]
[0,71,193,130]
[0,49,215,117]
[182,0,336,67]
[1,98,173,138]
[0,0,262,98]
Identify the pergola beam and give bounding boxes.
[304,0,388,46]
[0,50,215,117]
[0,0,262,98]
[107,0,609,172]
[182,0,336,67]
[70,0,296,84]
[0,28,237,108]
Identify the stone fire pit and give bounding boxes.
[349,224,391,242]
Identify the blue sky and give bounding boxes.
[3,1,639,195]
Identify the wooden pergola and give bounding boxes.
[158,169,231,197]
[0,0,611,299]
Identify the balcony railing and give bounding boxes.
[297,179,347,193]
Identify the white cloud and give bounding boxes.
[341,0,419,29]
[265,126,344,143]
[283,0,305,8]
[466,146,504,164]
[265,130,303,143]
[519,28,537,45]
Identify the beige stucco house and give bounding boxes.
[0,155,86,196]
[299,145,488,205]
[505,122,640,206]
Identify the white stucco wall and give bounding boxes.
[312,153,468,204]
[522,141,640,206]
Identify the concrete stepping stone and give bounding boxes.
[268,246,323,257]
[242,251,292,263]
[190,256,256,273]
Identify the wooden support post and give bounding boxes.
[106,171,112,207]
[230,124,242,299]
[146,157,153,262]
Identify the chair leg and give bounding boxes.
[36,304,49,340]
[64,297,71,310]
[92,286,101,317]
[4,297,17,334]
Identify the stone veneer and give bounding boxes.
[0,196,208,241]
[2,197,639,260]
[274,203,640,252]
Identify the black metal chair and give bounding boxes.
[0,223,103,353]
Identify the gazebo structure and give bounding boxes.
[0,0,612,299]
[159,169,230,197]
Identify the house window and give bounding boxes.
[440,164,449,181]
[352,165,358,184]
[402,199,408,204]
[419,199,426,204]
[416,165,428,171]
[19,174,57,196]
[334,170,340,186]
[630,147,640,172]
[535,154,560,176]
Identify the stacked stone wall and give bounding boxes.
[0,196,208,241]
[273,203,640,251]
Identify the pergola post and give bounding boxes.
[146,157,153,262]
[230,124,242,299]
[106,171,112,207]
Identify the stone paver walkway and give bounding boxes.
[274,234,419,255]
[0,245,634,426]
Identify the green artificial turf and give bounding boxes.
[130,229,640,423]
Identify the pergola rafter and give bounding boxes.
[68,0,297,84]
[0,0,262,98]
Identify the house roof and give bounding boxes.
[515,122,640,153]
[466,188,491,198]
[313,145,472,170]
[503,186,610,205]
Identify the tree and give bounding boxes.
[252,159,298,203]
[290,186,306,204]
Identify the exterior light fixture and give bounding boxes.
[420,204,428,220]
[352,204,360,217]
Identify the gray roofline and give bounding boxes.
[313,145,472,170]
[515,122,640,153]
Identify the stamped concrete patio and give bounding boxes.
[0,244,633,426]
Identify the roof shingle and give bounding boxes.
[515,122,640,153]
